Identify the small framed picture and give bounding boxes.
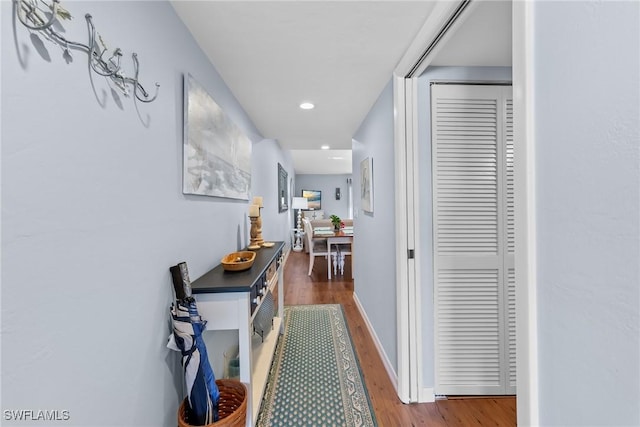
[360,157,373,213]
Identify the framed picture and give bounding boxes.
[360,157,373,213]
[301,190,321,210]
[278,163,288,212]
[183,74,252,200]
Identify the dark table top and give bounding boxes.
[191,242,284,294]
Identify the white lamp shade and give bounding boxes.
[292,197,308,210]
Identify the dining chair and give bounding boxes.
[302,218,338,277]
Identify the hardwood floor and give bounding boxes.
[283,250,517,426]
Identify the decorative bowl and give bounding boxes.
[222,251,256,272]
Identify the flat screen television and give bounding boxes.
[301,189,321,210]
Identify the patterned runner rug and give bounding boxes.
[256,304,377,426]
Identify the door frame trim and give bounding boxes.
[393,0,479,404]
[393,75,412,403]
[512,2,539,425]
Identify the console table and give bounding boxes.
[190,242,285,426]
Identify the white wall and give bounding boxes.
[294,174,352,220]
[532,2,639,425]
[1,2,290,425]
[353,79,398,370]
[417,66,512,388]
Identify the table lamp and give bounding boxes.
[292,197,309,230]
[291,197,308,252]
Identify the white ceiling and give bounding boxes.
[290,149,352,175]
[170,1,512,175]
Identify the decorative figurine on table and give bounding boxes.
[248,203,261,250]
[250,196,274,248]
[252,196,265,247]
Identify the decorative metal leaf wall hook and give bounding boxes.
[15,0,160,103]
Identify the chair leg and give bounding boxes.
[339,253,345,275]
[308,255,314,276]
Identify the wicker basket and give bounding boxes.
[178,379,247,427]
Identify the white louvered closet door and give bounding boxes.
[432,84,515,396]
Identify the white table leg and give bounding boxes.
[327,241,332,279]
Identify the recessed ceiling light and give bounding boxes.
[328,156,344,160]
[321,145,330,150]
[300,102,315,110]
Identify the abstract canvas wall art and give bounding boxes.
[183,74,251,199]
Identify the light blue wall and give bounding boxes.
[353,79,397,371]
[1,2,290,425]
[252,139,295,247]
[294,174,352,220]
[417,66,512,388]
[533,2,639,425]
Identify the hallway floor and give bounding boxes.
[282,250,516,426]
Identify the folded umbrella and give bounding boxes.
[170,297,220,425]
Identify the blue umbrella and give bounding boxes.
[170,297,220,425]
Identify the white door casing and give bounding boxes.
[393,2,538,422]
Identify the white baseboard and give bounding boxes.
[353,293,436,404]
[420,387,435,403]
[353,292,398,392]
[283,245,291,262]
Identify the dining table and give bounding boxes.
[312,226,354,279]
